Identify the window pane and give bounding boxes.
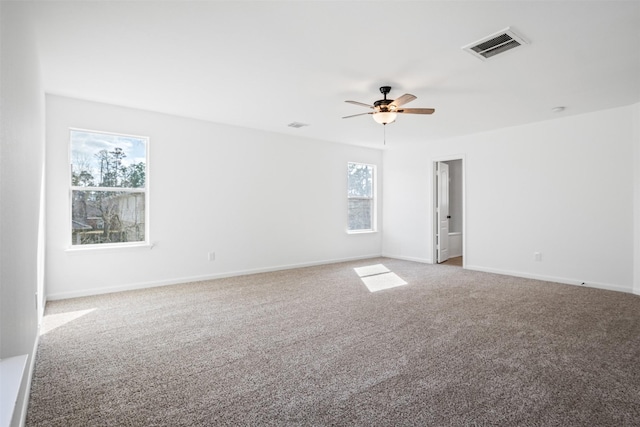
[71,130,146,188]
[348,199,372,230]
[72,190,145,245]
[348,163,373,197]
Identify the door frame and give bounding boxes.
[432,155,466,267]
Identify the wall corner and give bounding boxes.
[633,103,640,295]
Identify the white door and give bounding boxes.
[437,162,450,263]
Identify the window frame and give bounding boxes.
[68,128,150,250]
[347,162,377,234]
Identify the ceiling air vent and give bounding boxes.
[462,27,528,60]
[287,122,309,128]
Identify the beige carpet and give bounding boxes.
[27,258,640,426]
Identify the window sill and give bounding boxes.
[65,242,155,254]
[0,354,28,427]
[346,230,378,235]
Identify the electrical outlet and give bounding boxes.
[207,252,215,262]
[533,252,542,262]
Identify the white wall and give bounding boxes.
[383,105,637,293]
[0,2,45,426]
[46,96,382,299]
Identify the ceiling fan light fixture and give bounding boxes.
[372,111,397,125]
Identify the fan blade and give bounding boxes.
[397,108,435,115]
[390,94,417,109]
[345,100,374,109]
[342,112,373,119]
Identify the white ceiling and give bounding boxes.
[29,1,640,148]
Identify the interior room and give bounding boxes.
[2,1,639,426]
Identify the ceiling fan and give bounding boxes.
[343,86,435,125]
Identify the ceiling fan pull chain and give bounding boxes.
[384,124,386,145]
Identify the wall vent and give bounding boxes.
[287,122,309,128]
[462,27,528,60]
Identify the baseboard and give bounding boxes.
[46,254,383,300]
[465,264,632,294]
[47,255,635,300]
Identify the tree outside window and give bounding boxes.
[70,129,148,246]
[347,162,376,232]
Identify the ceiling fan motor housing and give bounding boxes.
[374,99,393,111]
[375,86,394,111]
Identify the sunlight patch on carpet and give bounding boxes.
[361,272,408,292]
[41,308,96,335]
[354,264,390,277]
[354,264,408,292]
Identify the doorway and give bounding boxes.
[433,157,464,267]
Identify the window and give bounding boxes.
[347,162,376,232]
[70,129,148,246]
